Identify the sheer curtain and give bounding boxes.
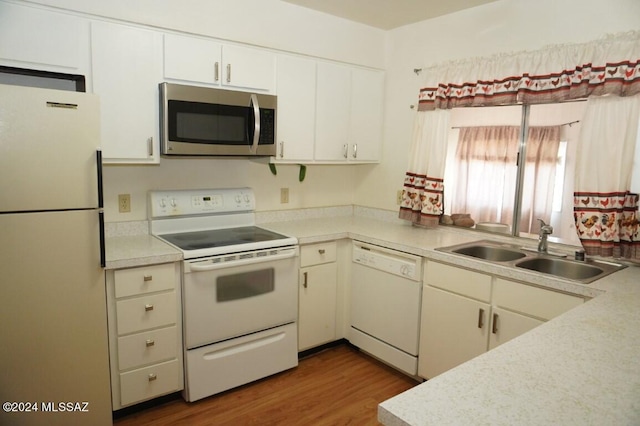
[451,126,519,225]
[520,126,562,234]
[574,95,640,259]
[450,126,560,234]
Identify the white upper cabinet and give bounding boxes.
[91,21,163,163]
[314,62,384,163]
[314,62,351,161]
[274,55,317,162]
[0,2,85,72]
[349,68,384,162]
[164,34,275,93]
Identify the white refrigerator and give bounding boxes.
[0,84,112,425]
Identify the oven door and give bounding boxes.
[182,246,298,350]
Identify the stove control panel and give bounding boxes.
[149,188,255,218]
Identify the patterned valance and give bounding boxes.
[415,31,640,111]
[418,61,640,110]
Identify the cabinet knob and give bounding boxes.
[143,275,153,282]
[145,339,155,347]
[318,249,326,255]
[214,62,220,82]
[352,143,358,159]
[226,64,231,83]
[144,304,154,312]
[303,271,308,289]
[477,308,485,329]
[148,373,157,382]
[343,144,348,159]
[280,141,284,158]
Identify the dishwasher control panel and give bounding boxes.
[352,241,422,281]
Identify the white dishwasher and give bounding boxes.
[349,241,423,376]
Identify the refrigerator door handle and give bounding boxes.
[97,150,106,267]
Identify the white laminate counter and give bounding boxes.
[105,234,182,269]
[105,214,640,424]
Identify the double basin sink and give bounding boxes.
[437,240,626,284]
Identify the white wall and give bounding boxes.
[354,0,640,211]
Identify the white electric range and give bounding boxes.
[149,188,299,402]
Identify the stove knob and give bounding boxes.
[170,198,177,208]
[244,194,251,203]
[159,198,166,208]
[235,195,242,204]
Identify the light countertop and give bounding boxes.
[105,213,639,424]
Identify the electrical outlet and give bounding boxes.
[396,190,403,205]
[118,194,131,213]
[280,188,289,204]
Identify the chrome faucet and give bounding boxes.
[537,219,553,253]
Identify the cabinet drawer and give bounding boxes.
[115,263,176,298]
[494,278,583,320]
[119,359,181,407]
[425,261,492,302]
[300,242,337,267]
[118,326,178,371]
[116,291,177,335]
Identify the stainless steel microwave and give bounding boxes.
[160,82,276,157]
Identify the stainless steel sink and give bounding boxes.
[436,240,626,284]
[452,245,526,262]
[514,257,624,283]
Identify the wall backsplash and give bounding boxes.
[102,159,359,223]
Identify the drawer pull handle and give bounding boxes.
[143,275,153,282]
[148,373,157,382]
[492,313,499,334]
[477,308,484,329]
[145,339,155,347]
[145,304,154,312]
[303,271,308,289]
[318,249,326,254]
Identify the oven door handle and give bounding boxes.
[188,247,297,272]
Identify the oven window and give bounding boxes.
[216,268,275,302]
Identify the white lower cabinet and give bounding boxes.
[298,242,338,351]
[106,262,183,410]
[418,260,584,379]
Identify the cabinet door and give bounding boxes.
[164,34,221,84]
[91,21,162,163]
[488,307,543,350]
[348,68,384,162]
[314,62,351,161]
[0,3,83,70]
[274,55,316,162]
[418,286,489,379]
[298,263,337,351]
[222,45,275,92]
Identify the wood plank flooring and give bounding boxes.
[114,343,419,425]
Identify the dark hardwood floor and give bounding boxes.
[114,343,419,425]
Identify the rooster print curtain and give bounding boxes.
[573,95,640,260]
[574,192,639,258]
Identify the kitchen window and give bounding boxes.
[443,101,585,242]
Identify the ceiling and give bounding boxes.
[281,0,499,30]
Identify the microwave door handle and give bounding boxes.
[250,93,260,153]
